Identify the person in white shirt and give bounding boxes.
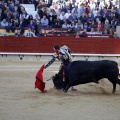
[88,0,96,11]
[24,28,36,37]
[62,20,71,28]
[77,3,84,18]
[59,12,65,21]
[93,7,99,18]
[64,9,71,19]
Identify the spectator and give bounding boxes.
[0,1,5,10]
[0,9,4,21]
[64,9,71,19]
[5,19,16,33]
[99,0,107,9]
[92,7,99,18]
[6,12,12,23]
[27,14,34,24]
[79,28,87,37]
[74,31,80,38]
[34,0,39,11]
[37,6,44,19]
[36,29,44,37]
[61,4,68,13]
[109,12,115,23]
[111,18,117,29]
[62,20,71,28]
[41,15,49,28]
[83,22,88,30]
[88,0,96,11]
[113,9,119,19]
[88,27,97,34]
[19,10,29,26]
[87,12,94,23]
[9,2,15,13]
[13,6,19,18]
[77,3,84,18]
[91,20,97,29]
[104,18,111,30]
[86,22,92,32]
[94,0,100,7]
[50,2,55,10]
[65,0,72,10]
[96,20,103,33]
[53,5,59,15]
[71,5,79,18]
[49,9,57,21]
[12,14,19,27]
[14,28,23,37]
[47,13,55,28]
[106,1,112,10]
[101,13,108,24]
[59,11,65,21]
[102,28,110,34]
[34,14,41,23]
[0,18,8,27]
[34,20,42,35]
[67,12,78,24]
[109,28,115,35]
[79,12,87,25]
[84,6,90,14]
[53,16,61,28]
[69,21,76,33]
[24,27,36,37]
[19,18,26,35]
[94,12,102,22]
[41,7,48,17]
[75,19,83,32]
[27,20,35,31]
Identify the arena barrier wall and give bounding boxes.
[0,36,120,61]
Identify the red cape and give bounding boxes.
[34,65,46,93]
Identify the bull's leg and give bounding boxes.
[112,78,120,93]
[112,82,116,94]
[64,85,71,93]
[64,76,77,93]
[109,76,119,93]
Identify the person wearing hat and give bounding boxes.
[44,45,77,91]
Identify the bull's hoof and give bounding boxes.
[112,90,116,94]
[63,89,68,93]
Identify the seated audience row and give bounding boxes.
[0,0,119,38]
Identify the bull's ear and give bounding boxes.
[54,74,59,78]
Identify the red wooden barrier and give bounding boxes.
[0,36,120,54]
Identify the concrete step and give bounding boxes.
[21,4,35,11]
[20,4,37,18]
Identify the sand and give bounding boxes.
[0,61,120,120]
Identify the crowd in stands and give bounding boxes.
[0,0,120,37]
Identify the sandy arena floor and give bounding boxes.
[0,60,120,120]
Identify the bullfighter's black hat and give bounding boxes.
[53,45,60,50]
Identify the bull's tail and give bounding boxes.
[118,73,120,80]
[117,73,120,85]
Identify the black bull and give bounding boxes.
[52,60,120,93]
